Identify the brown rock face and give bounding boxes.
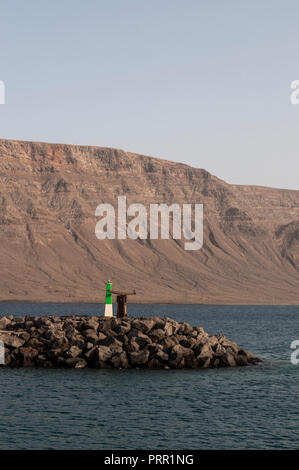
[0,138,298,304]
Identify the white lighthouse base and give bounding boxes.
[104,304,113,317]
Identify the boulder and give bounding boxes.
[225,352,237,367]
[84,342,94,351]
[169,344,194,367]
[0,331,29,348]
[27,337,44,349]
[98,336,123,353]
[126,340,140,353]
[0,317,11,329]
[179,337,192,348]
[45,330,67,346]
[150,317,167,329]
[132,318,155,334]
[19,347,39,366]
[47,348,67,361]
[213,343,226,355]
[129,349,150,366]
[148,328,165,342]
[114,323,131,335]
[95,345,115,364]
[65,357,87,368]
[236,353,248,366]
[161,336,179,349]
[65,326,78,340]
[82,320,98,331]
[212,357,220,368]
[98,317,118,333]
[110,351,129,369]
[70,334,85,348]
[134,334,152,349]
[145,343,162,355]
[114,333,129,345]
[193,342,213,358]
[148,357,162,368]
[207,335,219,347]
[178,322,194,336]
[164,322,175,336]
[196,356,211,368]
[154,349,169,364]
[83,329,99,344]
[220,339,239,353]
[127,328,146,339]
[65,345,82,358]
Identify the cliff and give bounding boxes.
[0,138,298,304]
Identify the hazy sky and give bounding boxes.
[0,0,299,189]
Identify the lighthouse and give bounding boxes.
[104,280,114,317]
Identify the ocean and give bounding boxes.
[0,303,298,450]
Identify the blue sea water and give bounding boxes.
[0,303,298,450]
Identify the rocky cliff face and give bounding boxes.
[0,138,298,304]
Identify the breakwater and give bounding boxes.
[0,315,260,368]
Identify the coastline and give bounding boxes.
[0,299,298,306]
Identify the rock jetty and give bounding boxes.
[0,315,260,369]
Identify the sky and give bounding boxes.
[0,0,299,190]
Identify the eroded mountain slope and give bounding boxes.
[0,139,298,303]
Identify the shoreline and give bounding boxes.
[0,300,298,306]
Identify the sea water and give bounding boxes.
[0,304,298,450]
